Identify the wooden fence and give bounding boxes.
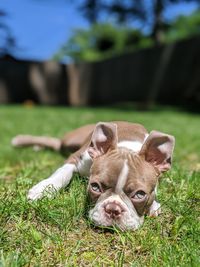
[0,35,200,107]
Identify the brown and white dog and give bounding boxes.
[12,121,175,230]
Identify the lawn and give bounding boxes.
[0,105,199,266]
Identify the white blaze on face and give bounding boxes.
[115,160,129,193]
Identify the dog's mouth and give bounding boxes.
[89,211,142,231]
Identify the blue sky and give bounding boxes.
[0,0,198,61]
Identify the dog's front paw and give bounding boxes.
[148,200,161,217]
[27,180,56,200]
[11,135,25,146]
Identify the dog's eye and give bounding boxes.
[132,190,146,200]
[90,182,101,193]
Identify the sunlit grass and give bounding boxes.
[0,105,199,266]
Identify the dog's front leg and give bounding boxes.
[27,163,76,200]
[27,148,92,200]
[148,200,161,217]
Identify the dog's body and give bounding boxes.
[12,121,175,230]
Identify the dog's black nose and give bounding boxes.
[104,203,122,219]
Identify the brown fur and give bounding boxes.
[89,148,159,215]
[12,121,175,229]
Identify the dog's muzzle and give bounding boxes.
[89,194,144,230]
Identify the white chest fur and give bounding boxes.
[117,134,149,152]
[117,141,143,152]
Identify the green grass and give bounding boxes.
[0,105,199,266]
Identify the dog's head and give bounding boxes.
[87,122,175,230]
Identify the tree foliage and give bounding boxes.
[54,23,153,62]
[0,10,16,56]
[164,11,200,42]
[79,0,200,44]
[54,0,200,62]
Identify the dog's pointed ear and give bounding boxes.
[88,122,118,159]
[139,131,175,173]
